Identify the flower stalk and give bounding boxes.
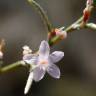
[48,16,84,46]
[49,5,94,46]
[0,61,25,73]
[27,0,53,32]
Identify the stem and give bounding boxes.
[0,2,95,74]
[27,0,53,32]
[65,16,83,33]
[0,61,23,73]
[49,6,94,46]
[49,16,84,46]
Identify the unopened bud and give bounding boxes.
[83,7,90,23]
[48,27,67,41]
[23,45,32,55]
[87,0,93,6]
[55,27,67,39]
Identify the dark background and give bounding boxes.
[0,0,96,96]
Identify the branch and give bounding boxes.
[49,5,94,46]
[86,23,96,30]
[27,0,53,32]
[0,0,95,74]
[0,61,25,73]
[48,16,84,46]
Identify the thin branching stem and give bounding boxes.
[0,1,95,73]
[0,61,23,73]
[48,16,84,46]
[27,0,53,32]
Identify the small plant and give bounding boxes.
[0,0,96,95]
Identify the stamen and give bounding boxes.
[40,60,48,65]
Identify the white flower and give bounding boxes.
[23,40,64,94]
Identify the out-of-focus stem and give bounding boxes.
[27,0,53,32]
[0,61,24,73]
[48,16,84,46]
[49,6,94,46]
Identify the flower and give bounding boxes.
[23,40,64,94]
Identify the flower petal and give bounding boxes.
[39,40,50,58]
[24,72,33,94]
[49,51,64,63]
[47,64,60,79]
[33,67,45,82]
[23,54,38,65]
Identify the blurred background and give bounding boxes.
[0,0,96,96]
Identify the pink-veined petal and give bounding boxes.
[33,67,45,82]
[47,64,60,79]
[39,40,50,58]
[49,51,64,63]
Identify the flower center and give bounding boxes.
[40,60,48,65]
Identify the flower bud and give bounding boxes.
[23,45,32,55]
[55,27,67,39]
[86,0,93,6]
[83,7,90,23]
